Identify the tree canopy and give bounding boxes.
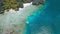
[0,0,45,14]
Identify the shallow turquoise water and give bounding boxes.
[26,0,60,34]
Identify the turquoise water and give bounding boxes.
[0,4,43,34]
[0,0,60,34]
[26,0,60,34]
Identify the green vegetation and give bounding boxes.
[0,0,45,14]
[3,0,19,10]
[0,0,25,14]
[3,0,26,11]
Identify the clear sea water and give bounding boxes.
[26,0,60,34]
[0,0,60,34]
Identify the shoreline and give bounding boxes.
[4,2,32,14]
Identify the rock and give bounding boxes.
[38,0,45,4]
[16,0,22,2]
[25,0,32,3]
[0,9,5,14]
[19,2,24,8]
[32,0,39,5]
[0,0,4,2]
[0,11,4,14]
[32,0,45,5]
[0,3,4,6]
[17,0,32,3]
[0,2,5,14]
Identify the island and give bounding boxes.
[0,0,45,14]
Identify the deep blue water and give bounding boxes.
[26,0,60,34]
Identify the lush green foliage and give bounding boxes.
[0,0,25,14]
[0,0,45,14]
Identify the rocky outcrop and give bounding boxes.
[0,0,5,14]
[32,0,45,5]
[16,0,22,2]
[24,0,32,3]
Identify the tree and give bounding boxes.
[3,0,10,10]
[10,0,19,10]
[3,0,19,11]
